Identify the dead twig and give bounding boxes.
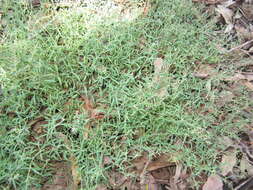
[140,159,151,185]
[234,176,253,190]
[227,39,253,53]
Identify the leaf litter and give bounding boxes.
[194,0,253,54]
[42,133,81,190]
[28,117,48,143]
[191,0,253,186]
[101,52,253,189]
[97,151,190,190]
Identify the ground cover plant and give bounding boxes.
[0,0,253,189]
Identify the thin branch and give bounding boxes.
[228,39,253,53]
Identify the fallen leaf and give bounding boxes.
[225,73,246,81]
[147,154,174,171]
[79,96,106,138]
[151,166,174,180]
[42,162,72,190]
[220,149,237,176]
[215,5,233,25]
[58,133,81,190]
[202,175,223,190]
[29,117,48,143]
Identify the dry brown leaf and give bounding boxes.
[131,153,174,174]
[202,175,223,190]
[216,5,233,25]
[58,133,81,190]
[42,162,72,190]
[80,96,106,119]
[147,154,174,171]
[29,117,47,143]
[225,73,246,81]
[220,149,237,176]
[79,96,106,138]
[151,166,174,180]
